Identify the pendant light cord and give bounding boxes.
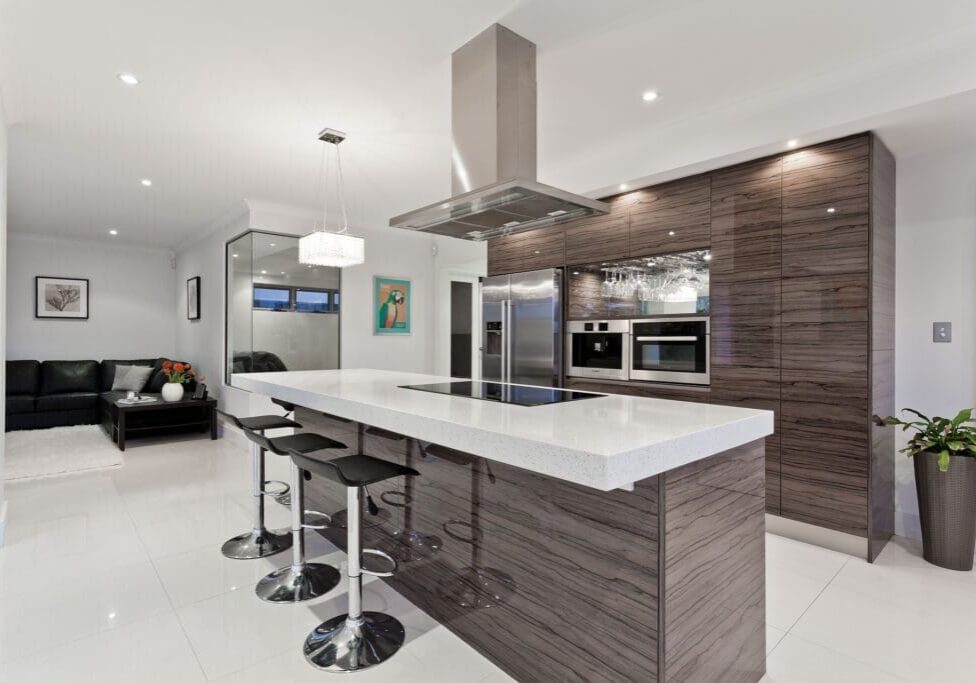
[335,143,349,235]
[318,143,329,231]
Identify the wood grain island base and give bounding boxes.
[298,409,766,683]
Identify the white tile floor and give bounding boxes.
[0,432,973,682]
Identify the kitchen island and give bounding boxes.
[232,369,773,682]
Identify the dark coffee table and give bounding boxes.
[106,395,217,451]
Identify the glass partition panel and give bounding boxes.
[225,230,341,384]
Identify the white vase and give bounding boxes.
[161,383,184,402]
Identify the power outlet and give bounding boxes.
[933,322,952,343]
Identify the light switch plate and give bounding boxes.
[933,322,952,343]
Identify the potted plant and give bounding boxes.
[879,408,976,570]
[160,360,196,403]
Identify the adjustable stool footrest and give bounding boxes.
[301,510,332,531]
[361,548,398,577]
[261,479,290,497]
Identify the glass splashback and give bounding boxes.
[225,230,341,384]
[568,249,710,318]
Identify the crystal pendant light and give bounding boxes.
[299,128,366,268]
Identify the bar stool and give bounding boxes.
[329,424,392,530]
[218,407,300,560]
[287,449,419,672]
[235,426,348,603]
[424,444,515,609]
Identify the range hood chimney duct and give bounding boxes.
[389,24,608,241]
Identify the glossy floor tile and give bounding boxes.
[0,431,972,681]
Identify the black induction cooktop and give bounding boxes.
[399,380,605,407]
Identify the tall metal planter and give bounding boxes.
[914,451,976,571]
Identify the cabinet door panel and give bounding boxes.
[564,195,633,264]
[487,227,565,275]
[629,176,710,256]
[710,158,783,282]
[783,137,870,277]
[566,270,608,320]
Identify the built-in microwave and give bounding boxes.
[630,317,710,385]
[565,320,630,381]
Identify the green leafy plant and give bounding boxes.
[878,408,976,472]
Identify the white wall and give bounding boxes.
[893,146,976,538]
[5,234,177,361]
[174,199,486,420]
[0,92,8,546]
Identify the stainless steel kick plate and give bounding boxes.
[933,322,952,343]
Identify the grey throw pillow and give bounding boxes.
[111,364,154,392]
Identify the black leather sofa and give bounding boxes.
[5,358,195,431]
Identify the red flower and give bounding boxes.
[162,360,173,371]
[173,362,185,372]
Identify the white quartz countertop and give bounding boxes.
[231,369,774,491]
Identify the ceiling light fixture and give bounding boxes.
[668,230,676,236]
[299,128,365,268]
[642,90,660,102]
[786,139,799,149]
[269,242,276,247]
[260,270,267,275]
[117,73,140,86]
[619,183,628,191]
[108,229,118,236]
[232,253,239,258]
[140,178,152,187]
[826,207,836,213]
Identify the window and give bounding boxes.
[295,289,332,313]
[253,286,292,311]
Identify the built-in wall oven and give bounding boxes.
[565,320,630,381]
[630,317,710,385]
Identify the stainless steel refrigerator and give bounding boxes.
[481,268,562,387]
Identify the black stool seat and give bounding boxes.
[239,414,300,431]
[272,398,297,413]
[365,426,406,441]
[291,453,418,487]
[265,432,347,456]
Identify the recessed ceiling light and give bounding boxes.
[117,73,140,86]
[140,178,152,187]
[232,253,239,258]
[703,253,712,261]
[786,139,799,149]
[668,230,676,236]
[108,229,118,236]
[280,271,285,275]
[572,271,581,275]
[826,207,836,213]
[260,270,267,275]
[269,242,276,247]
[619,183,629,191]
[642,90,660,102]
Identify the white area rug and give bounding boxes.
[3,425,123,482]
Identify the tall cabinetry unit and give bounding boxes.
[485,132,895,561]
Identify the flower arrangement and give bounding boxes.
[161,360,199,385]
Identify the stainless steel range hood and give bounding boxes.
[389,24,608,241]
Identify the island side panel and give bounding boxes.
[662,439,766,682]
[297,408,662,682]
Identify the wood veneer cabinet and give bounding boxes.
[486,132,895,560]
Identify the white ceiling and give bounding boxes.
[2,0,975,248]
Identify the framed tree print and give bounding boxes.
[35,276,89,320]
[187,276,201,320]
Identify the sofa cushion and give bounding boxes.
[6,394,36,415]
[40,360,100,395]
[100,358,157,391]
[111,364,155,391]
[36,392,99,412]
[6,360,40,395]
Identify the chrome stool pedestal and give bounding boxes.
[288,451,418,672]
[256,456,341,603]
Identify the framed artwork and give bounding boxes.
[373,276,411,335]
[187,276,201,320]
[35,276,89,320]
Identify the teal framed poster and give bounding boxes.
[373,276,411,334]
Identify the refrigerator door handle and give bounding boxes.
[501,300,510,383]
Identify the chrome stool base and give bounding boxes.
[256,563,341,603]
[437,566,516,609]
[221,528,293,560]
[303,612,406,672]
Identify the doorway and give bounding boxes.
[450,281,473,378]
